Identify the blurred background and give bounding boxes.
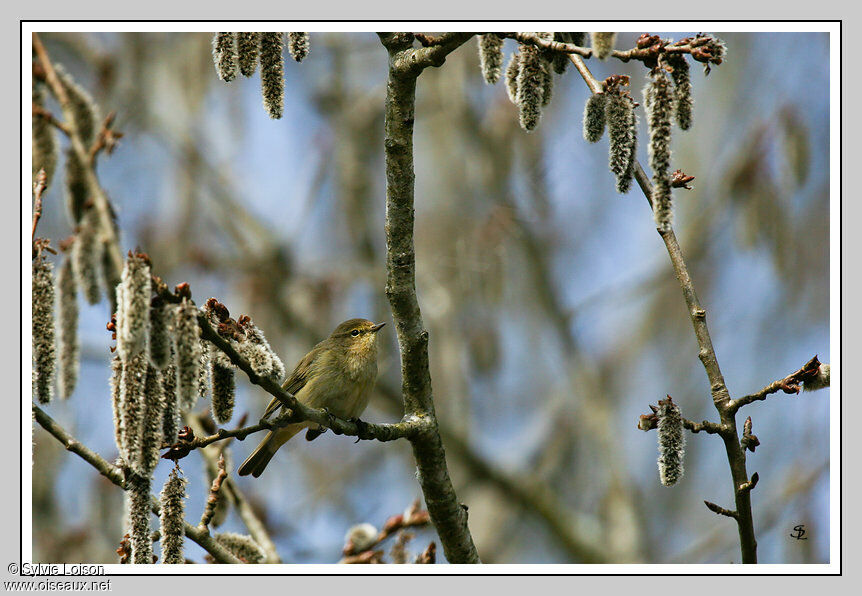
[30,30,830,564]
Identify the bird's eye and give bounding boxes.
[351,329,360,337]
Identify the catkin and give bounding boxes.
[667,54,693,130]
[239,320,285,381]
[618,97,638,194]
[110,356,124,457]
[64,150,89,226]
[32,255,56,404]
[136,365,165,476]
[126,473,153,564]
[117,254,151,360]
[590,32,617,60]
[56,254,79,400]
[72,208,102,304]
[645,72,675,231]
[159,467,187,564]
[161,362,180,445]
[148,297,171,370]
[259,33,285,119]
[657,397,685,486]
[550,33,570,75]
[55,64,99,145]
[214,533,266,564]
[119,353,148,464]
[212,33,237,82]
[478,34,505,84]
[541,62,554,107]
[583,93,607,143]
[237,32,259,77]
[174,299,202,411]
[287,32,310,62]
[606,94,636,193]
[32,82,58,188]
[210,347,235,425]
[504,52,520,104]
[516,43,546,132]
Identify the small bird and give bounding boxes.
[237,318,385,478]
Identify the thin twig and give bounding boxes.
[730,356,822,413]
[32,170,47,243]
[199,454,228,528]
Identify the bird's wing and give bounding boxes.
[261,343,321,419]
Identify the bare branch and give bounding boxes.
[731,356,822,413]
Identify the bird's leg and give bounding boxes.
[320,407,340,435]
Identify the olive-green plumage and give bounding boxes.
[238,318,385,478]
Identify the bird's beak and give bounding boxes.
[371,322,386,333]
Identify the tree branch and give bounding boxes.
[32,404,242,564]
[379,32,480,563]
[568,52,758,564]
[730,356,822,413]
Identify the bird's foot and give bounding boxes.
[349,417,370,442]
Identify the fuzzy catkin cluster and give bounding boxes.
[212,33,237,82]
[478,34,505,84]
[32,255,56,404]
[32,82,57,188]
[159,466,187,564]
[287,32,310,62]
[214,32,310,119]
[214,533,266,564]
[657,398,685,486]
[56,254,79,400]
[259,32,286,119]
[644,72,675,231]
[507,34,555,132]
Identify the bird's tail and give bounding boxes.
[237,423,306,478]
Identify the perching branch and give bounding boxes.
[153,282,427,446]
[379,32,481,564]
[32,404,242,564]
